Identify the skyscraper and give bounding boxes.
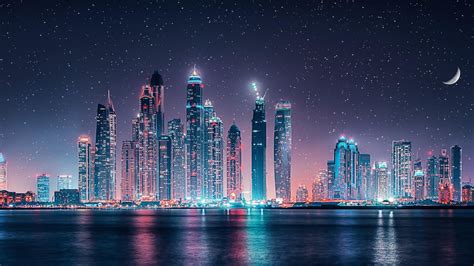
[78,136,92,202]
[438,149,453,204]
[57,175,72,190]
[251,96,266,201]
[426,155,439,200]
[296,185,308,202]
[359,154,372,200]
[186,67,204,200]
[391,140,412,198]
[121,140,136,201]
[158,135,172,200]
[37,174,50,202]
[0,153,7,190]
[274,101,292,202]
[413,169,425,201]
[203,99,215,199]
[312,170,328,201]
[168,119,186,200]
[226,123,242,200]
[374,161,389,200]
[150,71,165,137]
[327,160,335,197]
[106,91,117,201]
[331,137,359,200]
[206,116,224,200]
[93,101,116,201]
[136,85,159,200]
[451,145,462,202]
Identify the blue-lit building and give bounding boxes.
[36,174,50,202]
[168,119,186,200]
[274,101,292,202]
[251,96,267,201]
[54,189,80,205]
[186,68,205,200]
[78,136,92,202]
[226,123,242,200]
[426,155,439,200]
[331,137,359,200]
[359,154,371,200]
[451,145,462,202]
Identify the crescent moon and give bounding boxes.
[443,67,461,85]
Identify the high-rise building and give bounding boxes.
[168,119,186,200]
[438,149,453,204]
[78,136,92,202]
[391,140,412,198]
[331,137,359,200]
[359,154,371,200]
[451,145,462,202]
[107,91,117,201]
[205,116,224,200]
[312,170,328,201]
[121,140,136,201]
[0,153,7,190]
[226,123,242,200]
[296,185,308,202]
[93,100,116,201]
[37,174,50,202]
[158,135,172,200]
[57,175,72,190]
[274,101,292,202]
[327,160,335,196]
[186,68,205,200]
[136,85,159,201]
[150,71,165,137]
[426,155,439,200]
[461,184,473,203]
[251,96,267,201]
[374,161,389,200]
[203,99,215,200]
[413,159,425,201]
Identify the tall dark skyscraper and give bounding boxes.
[226,123,242,200]
[438,149,452,203]
[136,85,159,200]
[121,140,136,201]
[93,100,116,201]
[251,95,267,201]
[426,155,439,200]
[78,136,92,202]
[168,119,186,201]
[359,154,371,200]
[158,135,172,200]
[150,71,165,137]
[186,68,204,200]
[451,145,462,202]
[274,101,292,202]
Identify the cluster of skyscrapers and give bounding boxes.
[76,68,292,203]
[310,138,463,203]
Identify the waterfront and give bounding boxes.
[0,209,472,265]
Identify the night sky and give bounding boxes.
[1,1,473,198]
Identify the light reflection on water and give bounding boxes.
[0,209,472,264]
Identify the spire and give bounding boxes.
[150,71,163,86]
[107,90,115,112]
[188,65,202,84]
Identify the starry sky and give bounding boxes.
[1,1,473,198]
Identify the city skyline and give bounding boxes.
[1,1,472,200]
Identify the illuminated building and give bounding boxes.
[391,140,412,198]
[78,136,92,202]
[426,156,439,200]
[274,101,292,202]
[136,84,159,200]
[312,170,328,201]
[54,189,80,205]
[205,116,224,200]
[359,153,371,200]
[296,184,308,202]
[150,71,165,138]
[374,161,389,200]
[438,149,453,204]
[451,145,462,202]
[413,169,425,201]
[331,137,359,200]
[0,190,34,206]
[158,135,172,200]
[186,67,205,200]
[327,160,335,196]
[168,119,186,200]
[93,93,116,201]
[461,185,472,203]
[0,153,7,190]
[252,95,267,200]
[57,175,72,190]
[203,99,215,199]
[37,174,50,202]
[121,140,136,201]
[226,123,242,200]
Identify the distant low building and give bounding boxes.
[296,184,308,202]
[54,189,80,205]
[461,185,472,203]
[0,190,35,206]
